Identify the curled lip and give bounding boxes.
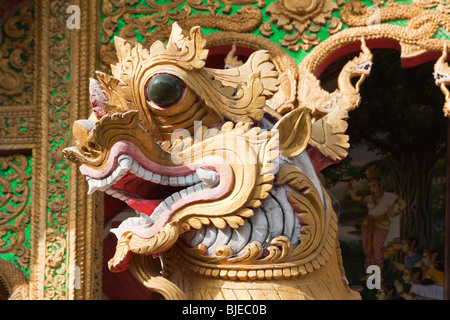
[79,140,233,241]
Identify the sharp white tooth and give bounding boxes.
[99,181,109,192]
[143,170,153,181]
[152,173,161,184]
[160,175,169,185]
[100,178,109,189]
[92,179,101,188]
[179,189,188,198]
[139,215,152,227]
[136,165,146,178]
[195,167,219,187]
[169,176,178,186]
[177,176,186,186]
[130,161,139,174]
[114,166,126,181]
[185,174,194,185]
[164,197,174,208]
[193,183,203,193]
[159,201,169,212]
[118,155,132,170]
[152,208,162,220]
[139,212,148,219]
[105,189,127,201]
[147,215,155,224]
[107,171,117,184]
[186,186,195,195]
[171,192,181,203]
[113,165,121,175]
[87,179,97,195]
[131,215,150,227]
[116,193,126,200]
[105,189,117,197]
[192,173,201,184]
[106,174,113,186]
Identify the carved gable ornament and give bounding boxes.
[261,0,343,51]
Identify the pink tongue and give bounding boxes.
[126,198,164,216]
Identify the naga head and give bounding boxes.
[434,43,450,85]
[434,43,450,117]
[63,23,317,272]
[344,37,373,77]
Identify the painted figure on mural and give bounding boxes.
[375,284,403,300]
[394,266,444,300]
[392,237,423,272]
[421,249,445,286]
[347,167,407,269]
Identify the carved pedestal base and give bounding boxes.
[165,245,361,300]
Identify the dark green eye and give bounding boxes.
[146,74,184,108]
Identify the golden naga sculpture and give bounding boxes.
[298,38,373,118]
[434,44,450,117]
[63,23,363,300]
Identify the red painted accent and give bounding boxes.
[126,198,164,216]
[104,194,127,223]
[306,146,340,173]
[401,51,448,68]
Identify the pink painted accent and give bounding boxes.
[92,100,106,118]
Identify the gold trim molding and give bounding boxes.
[27,0,102,300]
[0,1,36,151]
[0,154,31,270]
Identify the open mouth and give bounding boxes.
[79,143,228,240]
[356,62,372,73]
[434,71,449,84]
